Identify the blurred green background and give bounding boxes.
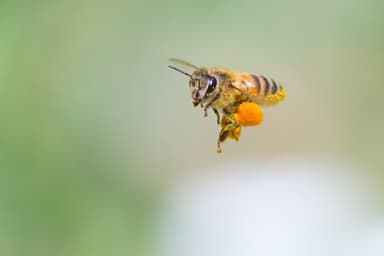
[0,0,383,255]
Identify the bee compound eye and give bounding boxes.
[207,77,217,93]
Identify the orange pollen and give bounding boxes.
[236,102,263,126]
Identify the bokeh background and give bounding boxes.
[1,0,383,255]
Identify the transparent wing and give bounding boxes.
[229,81,266,106]
[168,58,199,73]
[230,76,284,107]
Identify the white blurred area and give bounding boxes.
[155,156,383,256]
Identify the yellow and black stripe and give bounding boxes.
[251,74,286,105]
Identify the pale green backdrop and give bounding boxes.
[0,0,383,255]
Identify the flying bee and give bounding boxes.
[168,58,286,153]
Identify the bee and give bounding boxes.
[168,58,286,153]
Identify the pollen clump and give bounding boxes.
[235,102,263,126]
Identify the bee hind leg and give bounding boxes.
[217,114,240,153]
[217,130,228,153]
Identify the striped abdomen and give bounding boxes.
[237,73,286,106]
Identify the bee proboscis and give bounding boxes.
[168,58,286,153]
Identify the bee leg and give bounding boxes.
[200,103,209,117]
[204,93,221,118]
[213,108,220,124]
[217,114,240,153]
[217,129,228,153]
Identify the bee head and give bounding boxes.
[189,70,218,107]
[168,63,218,107]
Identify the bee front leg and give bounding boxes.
[200,103,209,117]
[204,93,221,118]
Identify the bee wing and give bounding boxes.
[168,58,199,73]
[229,82,267,106]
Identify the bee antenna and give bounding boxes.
[168,65,192,78]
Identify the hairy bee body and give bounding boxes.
[205,68,286,112]
[168,58,286,153]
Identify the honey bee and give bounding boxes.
[168,58,286,153]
